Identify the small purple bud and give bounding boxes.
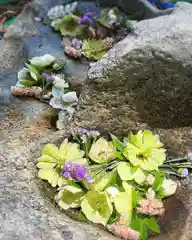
[85,175,94,184]
[181,168,189,178]
[41,72,55,82]
[63,171,71,179]
[64,161,73,171]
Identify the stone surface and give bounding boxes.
[83,2,192,154]
[1,1,192,240]
[68,5,192,238]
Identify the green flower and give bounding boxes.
[113,182,132,223]
[55,184,85,210]
[36,139,85,187]
[54,15,84,37]
[117,162,146,185]
[89,137,115,163]
[82,39,108,60]
[81,190,113,226]
[124,130,166,171]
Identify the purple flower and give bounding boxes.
[41,72,55,82]
[85,175,94,184]
[188,151,192,161]
[85,12,93,18]
[181,168,189,178]
[61,161,93,184]
[71,163,88,181]
[74,127,89,135]
[78,12,93,25]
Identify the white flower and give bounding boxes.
[30,54,56,67]
[70,2,78,13]
[62,91,78,103]
[48,5,66,20]
[53,75,69,89]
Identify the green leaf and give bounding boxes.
[130,217,147,240]
[81,191,113,226]
[25,63,39,80]
[132,187,142,208]
[55,185,85,210]
[113,183,132,224]
[145,217,160,233]
[152,172,164,191]
[110,134,124,152]
[19,79,37,87]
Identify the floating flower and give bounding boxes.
[137,198,164,216]
[108,221,140,240]
[124,130,166,171]
[65,46,82,58]
[78,12,93,25]
[71,38,83,50]
[30,54,56,67]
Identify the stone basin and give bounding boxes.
[0,0,191,239]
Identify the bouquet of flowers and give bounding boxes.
[36,128,192,240]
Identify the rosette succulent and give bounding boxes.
[36,139,84,187]
[82,39,108,60]
[54,15,84,37]
[124,130,166,171]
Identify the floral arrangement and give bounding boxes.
[36,128,192,240]
[11,54,78,130]
[47,2,134,60]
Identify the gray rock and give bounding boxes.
[74,3,192,154]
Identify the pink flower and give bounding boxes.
[108,221,140,240]
[137,198,164,216]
